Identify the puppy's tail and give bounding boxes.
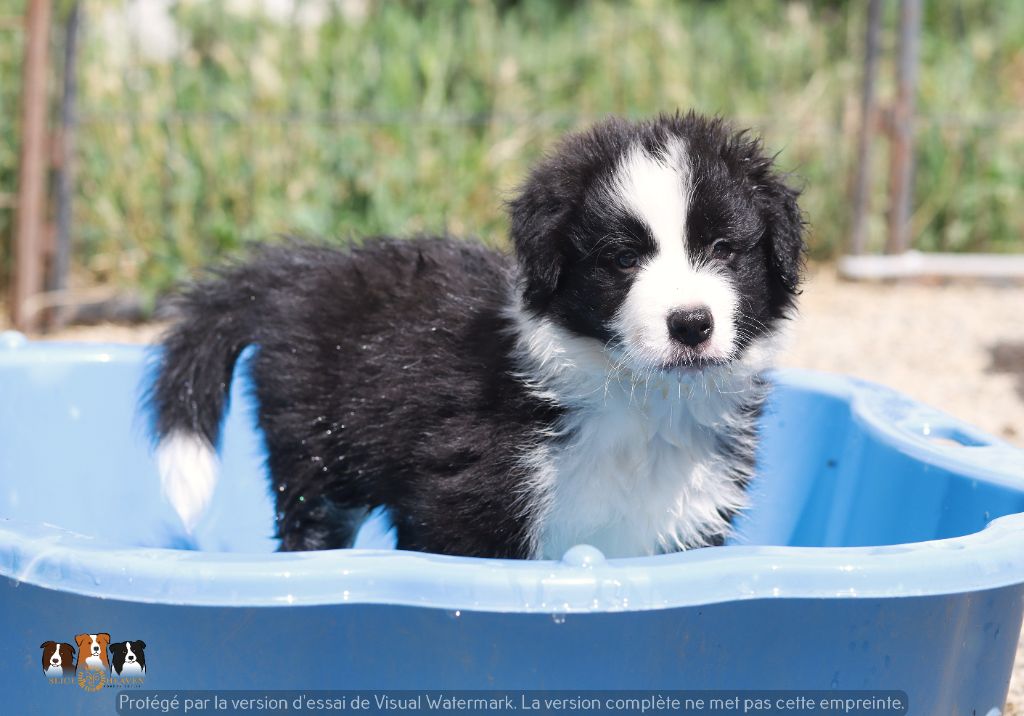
[148,263,266,532]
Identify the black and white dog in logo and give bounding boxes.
[109,640,147,676]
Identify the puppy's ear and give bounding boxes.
[74,634,88,647]
[134,641,147,650]
[508,181,569,312]
[757,170,805,297]
[40,641,54,649]
[98,633,111,645]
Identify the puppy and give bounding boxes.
[150,112,804,559]
[75,633,110,672]
[40,641,76,677]
[109,640,147,676]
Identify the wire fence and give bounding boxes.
[3,0,1024,328]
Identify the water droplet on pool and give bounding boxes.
[278,484,286,493]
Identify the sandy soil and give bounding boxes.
[6,265,1024,707]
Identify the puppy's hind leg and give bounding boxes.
[277,496,370,552]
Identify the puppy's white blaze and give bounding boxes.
[607,139,740,366]
[156,431,218,532]
[609,140,689,250]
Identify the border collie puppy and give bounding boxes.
[150,112,804,559]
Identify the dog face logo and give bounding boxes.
[41,631,148,690]
[109,640,147,676]
[40,641,76,678]
[74,633,110,672]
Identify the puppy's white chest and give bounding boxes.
[534,386,746,559]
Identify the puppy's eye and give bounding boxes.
[711,239,735,261]
[614,249,639,270]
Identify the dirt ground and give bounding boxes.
[7,265,1024,706]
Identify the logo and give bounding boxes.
[41,632,148,691]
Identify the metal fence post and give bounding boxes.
[50,1,81,329]
[848,0,882,256]
[885,0,921,255]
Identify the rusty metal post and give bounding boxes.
[885,0,921,255]
[11,0,52,331]
[848,0,882,256]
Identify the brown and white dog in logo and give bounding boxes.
[40,641,76,677]
[74,633,110,672]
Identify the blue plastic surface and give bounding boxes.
[2,333,1024,714]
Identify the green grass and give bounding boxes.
[1,0,1023,302]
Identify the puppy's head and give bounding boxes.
[509,113,804,374]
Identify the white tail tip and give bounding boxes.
[156,431,218,532]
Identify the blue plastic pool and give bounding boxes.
[2,332,1024,714]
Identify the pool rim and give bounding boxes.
[3,335,1024,611]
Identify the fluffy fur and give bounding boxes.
[149,112,804,559]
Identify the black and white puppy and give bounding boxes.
[109,640,147,676]
[150,112,804,559]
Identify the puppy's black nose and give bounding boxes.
[51,658,59,664]
[667,307,714,347]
